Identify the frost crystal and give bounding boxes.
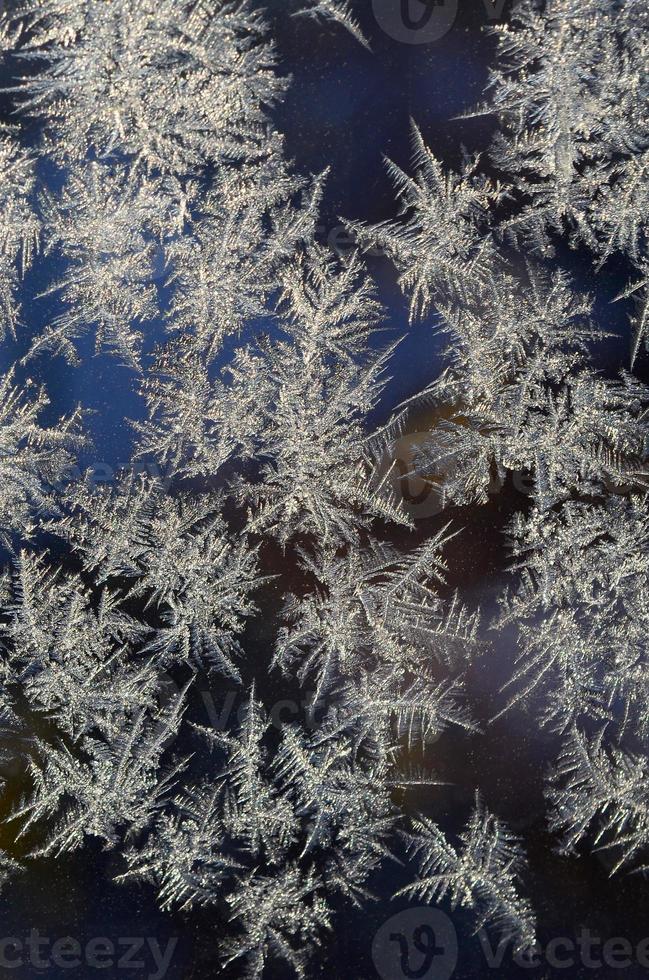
[0,130,39,337]
[13,697,188,856]
[295,1,370,50]
[53,476,263,676]
[548,727,649,874]
[10,0,285,171]
[0,368,83,544]
[398,795,536,952]
[31,162,185,366]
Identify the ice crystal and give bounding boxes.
[479,0,649,357]
[0,368,84,544]
[223,866,331,980]
[52,476,263,677]
[30,162,186,366]
[295,1,370,50]
[494,496,649,735]
[0,129,39,337]
[407,261,647,509]
[275,529,478,744]
[2,550,155,738]
[398,795,536,952]
[10,0,285,172]
[350,127,506,319]
[139,249,409,545]
[13,696,188,856]
[547,726,649,874]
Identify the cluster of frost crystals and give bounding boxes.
[275,529,478,745]
[12,695,189,856]
[30,163,187,366]
[166,161,325,360]
[122,690,393,978]
[229,250,410,545]
[1,550,156,738]
[9,0,285,171]
[398,794,536,953]
[140,248,409,545]
[547,727,649,874]
[350,127,506,317]
[5,0,649,969]
[419,0,649,881]
[359,138,648,510]
[494,497,649,736]
[223,866,331,980]
[0,368,83,544]
[52,475,263,677]
[480,0,649,360]
[345,0,649,904]
[118,784,236,911]
[491,492,649,873]
[0,129,40,337]
[0,1,464,973]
